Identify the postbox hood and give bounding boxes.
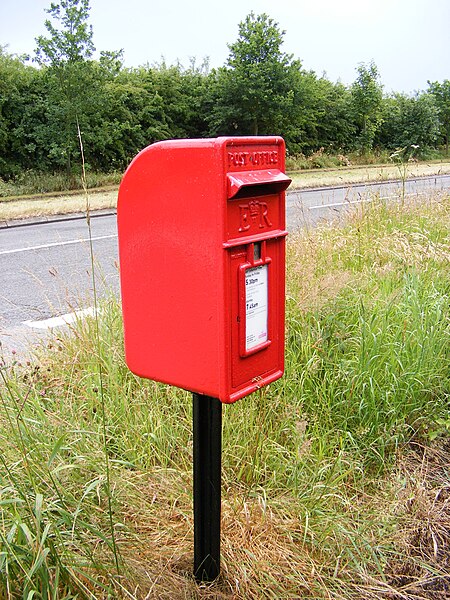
[227,169,291,200]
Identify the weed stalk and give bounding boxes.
[77,120,121,575]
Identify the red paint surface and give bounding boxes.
[117,137,290,403]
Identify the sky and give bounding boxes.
[1,0,449,94]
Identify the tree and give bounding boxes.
[35,0,94,66]
[376,92,439,152]
[351,61,383,153]
[317,80,355,152]
[428,79,450,155]
[147,60,210,139]
[297,76,355,154]
[0,47,39,178]
[34,0,96,175]
[208,13,302,139]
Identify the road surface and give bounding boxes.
[1,175,449,358]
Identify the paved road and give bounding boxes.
[0,214,119,356]
[1,175,449,357]
[287,173,450,228]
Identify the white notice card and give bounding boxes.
[245,265,268,352]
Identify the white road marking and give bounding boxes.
[308,195,395,211]
[23,307,97,329]
[0,234,117,256]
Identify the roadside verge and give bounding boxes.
[1,161,450,224]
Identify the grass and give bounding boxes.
[0,171,121,198]
[0,188,118,222]
[285,147,449,171]
[0,192,449,598]
[0,170,120,222]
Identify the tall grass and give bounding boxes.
[285,147,448,171]
[0,170,121,198]
[284,200,450,473]
[0,194,449,598]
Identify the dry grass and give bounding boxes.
[0,187,117,222]
[90,442,450,599]
[113,471,321,599]
[355,441,450,600]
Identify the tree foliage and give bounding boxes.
[35,0,95,66]
[377,93,439,151]
[33,0,98,175]
[428,79,450,154]
[0,7,448,181]
[351,61,383,152]
[0,47,43,178]
[208,13,302,138]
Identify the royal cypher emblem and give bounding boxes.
[239,200,272,232]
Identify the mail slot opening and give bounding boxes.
[227,170,291,200]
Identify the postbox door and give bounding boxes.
[228,237,285,395]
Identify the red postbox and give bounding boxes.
[117,136,291,403]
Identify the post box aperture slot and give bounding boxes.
[253,242,261,262]
[227,170,291,200]
[247,240,265,264]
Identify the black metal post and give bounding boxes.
[193,393,222,582]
